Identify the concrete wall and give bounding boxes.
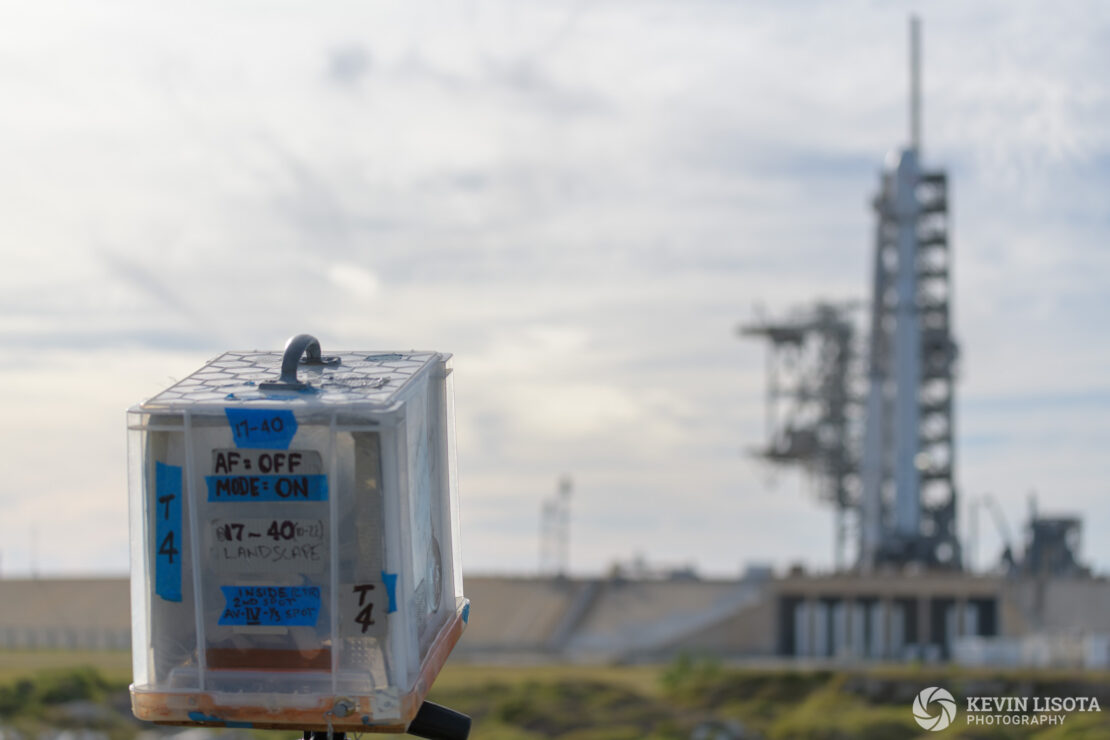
[0,578,131,650]
[5,573,1110,664]
[1000,577,1110,636]
[665,597,776,657]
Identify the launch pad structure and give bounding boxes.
[734,18,1104,662]
[740,17,960,573]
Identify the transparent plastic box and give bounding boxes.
[128,337,467,732]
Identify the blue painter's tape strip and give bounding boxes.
[381,571,398,613]
[218,585,321,627]
[187,712,253,728]
[154,462,182,602]
[205,474,328,502]
[188,712,220,724]
[225,408,297,449]
[462,601,470,625]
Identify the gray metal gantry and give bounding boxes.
[859,150,960,570]
[738,303,859,569]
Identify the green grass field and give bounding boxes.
[3,651,1110,739]
[0,650,132,684]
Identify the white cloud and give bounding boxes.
[325,262,381,301]
[0,0,1107,576]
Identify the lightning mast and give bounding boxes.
[540,475,573,576]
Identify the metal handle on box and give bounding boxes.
[260,333,340,391]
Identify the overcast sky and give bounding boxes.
[1,0,1107,578]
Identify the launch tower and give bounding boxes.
[742,18,961,571]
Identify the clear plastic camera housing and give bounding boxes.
[127,349,466,732]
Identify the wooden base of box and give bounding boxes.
[132,600,468,733]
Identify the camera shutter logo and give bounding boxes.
[913,687,957,731]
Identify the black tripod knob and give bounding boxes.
[407,701,471,740]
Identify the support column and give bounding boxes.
[918,596,932,660]
[890,600,906,659]
[833,599,850,659]
[868,600,886,659]
[794,600,810,657]
[813,599,829,658]
[880,598,893,660]
[806,597,819,658]
[850,598,865,660]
